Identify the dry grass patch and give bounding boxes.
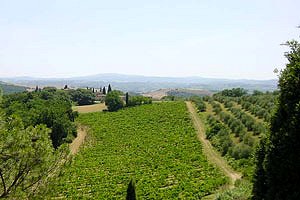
[73,103,106,113]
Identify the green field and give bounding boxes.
[44,102,227,199]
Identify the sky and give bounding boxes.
[0,0,299,80]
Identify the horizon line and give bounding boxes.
[0,72,278,81]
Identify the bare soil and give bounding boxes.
[70,126,88,155]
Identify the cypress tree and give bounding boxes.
[252,39,300,199]
[126,179,137,200]
[92,88,95,93]
[35,85,39,92]
[125,92,129,106]
[108,84,112,93]
[102,87,106,95]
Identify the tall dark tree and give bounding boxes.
[92,88,95,93]
[64,85,68,89]
[107,84,112,93]
[125,92,129,106]
[252,138,267,200]
[126,179,137,200]
[35,85,39,92]
[252,39,300,199]
[102,87,106,95]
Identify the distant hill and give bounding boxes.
[143,88,213,100]
[0,73,278,93]
[0,81,28,94]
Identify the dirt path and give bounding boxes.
[185,101,241,188]
[70,126,88,155]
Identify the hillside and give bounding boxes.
[0,81,27,94]
[41,102,227,199]
[0,73,277,93]
[143,88,212,100]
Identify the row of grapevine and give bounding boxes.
[40,102,227,199]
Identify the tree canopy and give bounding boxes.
[218,88,248,97]
[1,89,77,148]
[252,39,300,199]
[0,91,69,198]
[105,90,124,111]
[68,88,95,106]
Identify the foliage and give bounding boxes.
[229,143,252,160]
[43,102,227,199]
[0,115,62,198]
[127,95,152,107]
[125,92,129,106]
[252,39,300,199]
[211,101,222,114]
[229,107,266,135]
[252,90,264,96]
[217,88,248,97]
[107,84,112,93]
[161,95,176,101]
[202,91,276,180]
[216,179,252,200]
[1,90,77,148]
[206,115,233,156]
[105,90,124,111]
[68,88,95,106]
[190,96,206,112]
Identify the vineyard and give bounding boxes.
[193,92,277,178]
[42,102,227,199]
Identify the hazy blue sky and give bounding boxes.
[0,0,299,79]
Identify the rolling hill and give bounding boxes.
[0,81,28,94]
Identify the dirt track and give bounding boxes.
[70,126,87,155]
[185,101,241,188]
